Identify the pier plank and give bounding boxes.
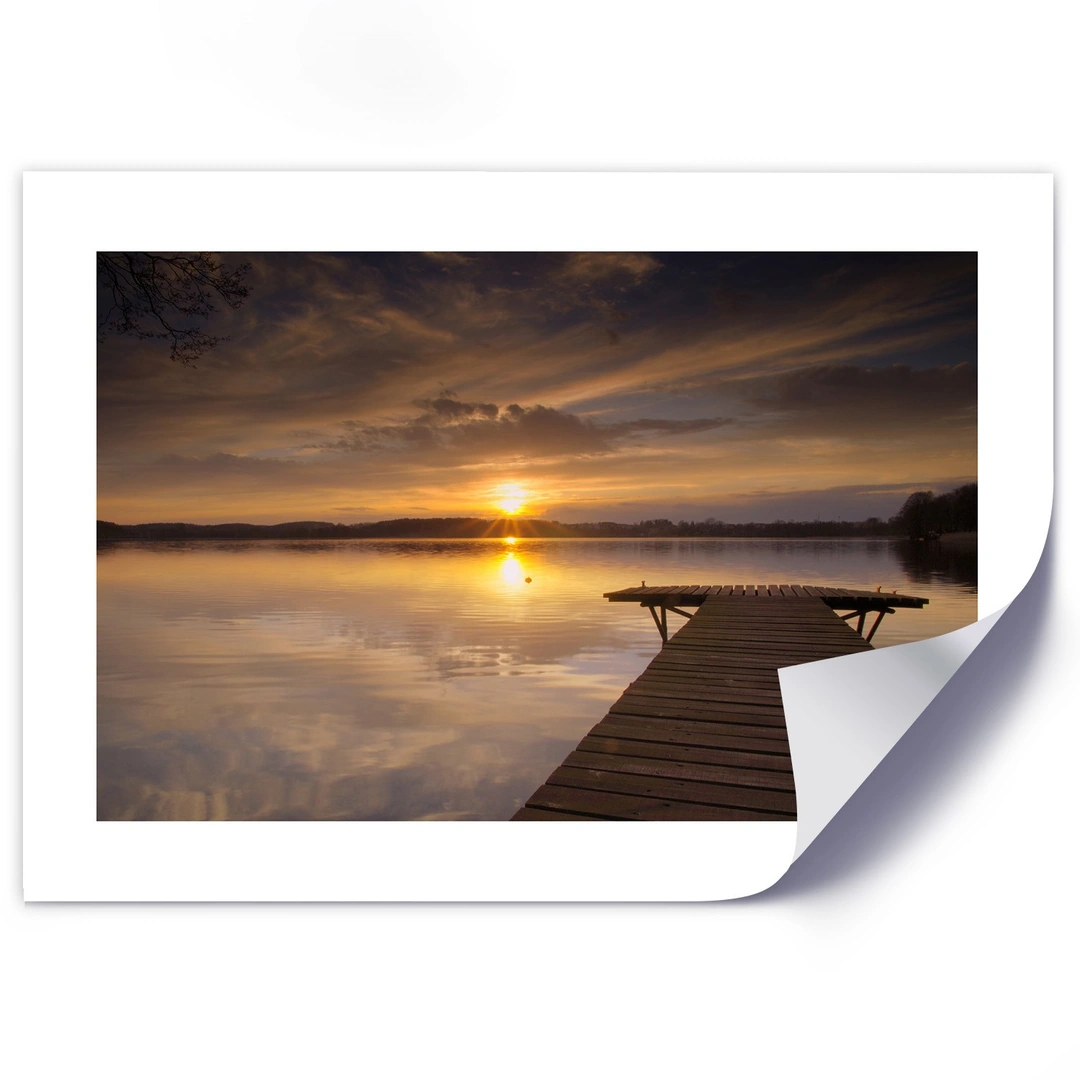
[589,719,791,754]
[546,766,797,815]
[563,751,795,795]
[609,701,789,728]
[521,783,794,821]
[626,681,784,708]
[633,670,783,689]
[597,712,792,742]
[576,736,795,775]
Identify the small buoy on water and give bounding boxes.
[524,576,532,583]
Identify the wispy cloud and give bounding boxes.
[554,251,661,286]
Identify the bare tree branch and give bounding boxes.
[97,252,251,364]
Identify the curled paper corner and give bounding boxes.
[780,609,1006,864]
[775,456,1054,877]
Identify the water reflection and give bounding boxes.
[893,538,977,588]
[98,538,977,821]
[499,550,525,587]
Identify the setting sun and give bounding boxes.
[494,483,531,517]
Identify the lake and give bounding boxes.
[97,537,977,821]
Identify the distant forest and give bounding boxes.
[98,484,976,542]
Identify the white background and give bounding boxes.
[4,2,1075,1077]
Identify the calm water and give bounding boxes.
[98,537,977,821]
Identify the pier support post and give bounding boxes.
[646,604,668,642]
[865,607,894,643]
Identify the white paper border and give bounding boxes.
[23,172,1051,899]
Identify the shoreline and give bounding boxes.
[96,533,979,546]
[933,531,978,551]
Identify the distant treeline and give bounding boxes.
[98,484,976,541]
[97,517,578,541]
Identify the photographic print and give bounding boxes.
[97,250,977,823]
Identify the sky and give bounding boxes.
[97,251,977,525]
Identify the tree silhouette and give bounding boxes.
[894,490,935,539]
[97,252,251,364]
[892,484,977,539]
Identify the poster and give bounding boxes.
[23,172,1051,899]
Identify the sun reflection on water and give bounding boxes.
[499,551,526,587]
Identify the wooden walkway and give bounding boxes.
[511,585,928,821]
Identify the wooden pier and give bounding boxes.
[511,584,928,821]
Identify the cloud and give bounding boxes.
[739,362,976,437]
[317,398,735,463]
[421,252,477,269]
[748,361,974,408]
[555,252,661,286]
[414,390,500,422]
[156,452,299,475]
[323,402,607,459]
[609,417,737,437]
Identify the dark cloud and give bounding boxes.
[414,390,499,422]
[554,252,661,286]
[610,417,736,436]
[157,452,299,475]
[737,362,977,437]
[318,400,735,462]
[99,453,306,496]
[421,252,477,269]
[322,402,606,459]
[747,361,975,410]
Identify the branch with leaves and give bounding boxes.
[97,252,251,364]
